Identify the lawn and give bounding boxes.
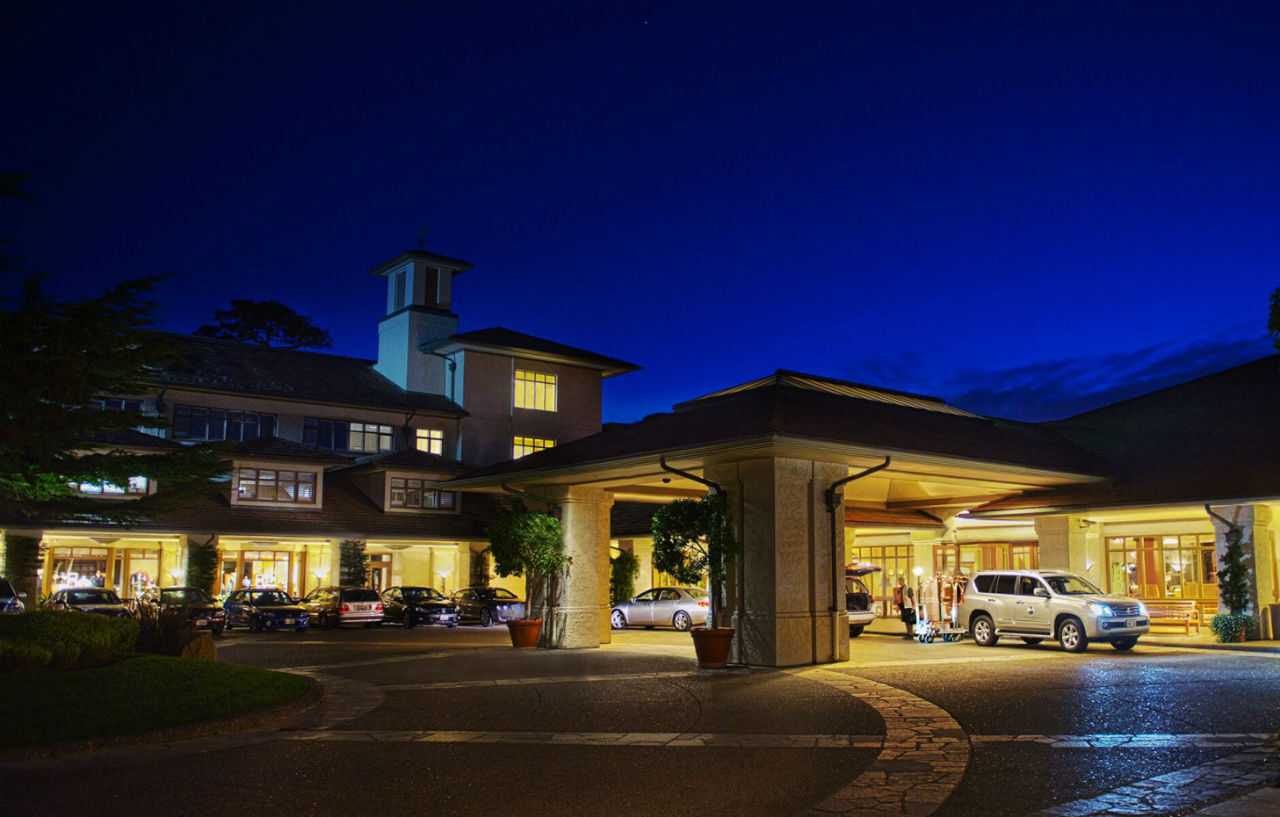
[0,654,311,748]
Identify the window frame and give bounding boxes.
[513,369,558,412]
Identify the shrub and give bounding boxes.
[134,604,198,657]
[0,610,138,671]
[610,549,641,605]
[1210,612,1258,644]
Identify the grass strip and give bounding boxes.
[0,654,310,748]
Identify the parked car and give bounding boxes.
[45,588,133,618]
[846,564,881,637]
[611,586,709,631]
[958,569,1150,653]
[451,586,526,626]
[301,586,385,629]
[381,586,459,628]
[223,588,309,632]
[151,586,227,634]
[0,578,26,614]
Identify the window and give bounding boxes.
[236,468,317,503]
[72,476,148,495]
[992,574,1017,595]
[389,477,456,510]
[415,428,445,456]
[393,270,407,310]
[512,436,555,459]
[1105,534,1217,601]
[174,405,276,441]
[514,370,557,412]
[92,398,142,412]
[304,418,394,452]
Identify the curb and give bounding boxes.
[0,673,322,762]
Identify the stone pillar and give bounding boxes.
[1208,505,1276,630]
[546,486,614,648]
[1035,516,1092,576]
[630,537,655,590]
[705,458,849,668]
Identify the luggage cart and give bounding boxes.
[914,575,968,643]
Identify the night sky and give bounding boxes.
[4,2,1278,423]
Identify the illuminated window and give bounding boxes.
[415,428,445,456]
[348,422,394,453]
[304,418,393,452]
[389,477,456,510]
[72,476,148,495]
[514,370,557,412]
[236,468,317,504]
[513,436,555,459]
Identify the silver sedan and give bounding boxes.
[611,586,709,631]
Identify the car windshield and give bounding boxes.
[477,588,518,600]
[1043,574,1103,595]
[160,588,213,604]
[68,589,121,604]
[0,579,15,598]
[405,588,446,601]
[249,591,292,605]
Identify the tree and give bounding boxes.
[651,493,739,627]
[1269,287,1280,355]
[0,275,229,526]
[610,548,641,606]
[195,299,333,350]
[485,503,567,645]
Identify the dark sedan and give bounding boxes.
[46,588,133,618]
[451,586,526,626]
[153,586,227,634]
[382,586,459,628]
[223,588,309,632]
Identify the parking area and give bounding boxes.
[5,619,1279,817]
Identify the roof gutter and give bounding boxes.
[824,457,892,660]
[500,483,558,514]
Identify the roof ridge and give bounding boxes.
[162,331,377,365]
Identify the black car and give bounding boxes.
[0,578,26,614]
[223,588,309,632]
[152,586,227,634]
[382,586,459,628]
[46,588,133,618]
[450,586,527,626]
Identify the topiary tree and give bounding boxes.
[610,548,641,606]
[185,537,218,594]
[485,503,567,645]
[651,493,738,627]
[1211,525,1257,642]
[340,540,367,587]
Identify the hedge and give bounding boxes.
[0,610,139,672]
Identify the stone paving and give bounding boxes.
[794,667,971,817]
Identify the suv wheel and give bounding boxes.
[849,625,864,638]
[1111,637,1137,651]
[1058,617,1088,653]
[972,614,998,647]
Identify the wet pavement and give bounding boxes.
[4,618,1278,816]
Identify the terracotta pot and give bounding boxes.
[690,626,735,668]
[507,618,543,648]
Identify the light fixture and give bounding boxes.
[912,566,924,577]
[313,566,330,581]
[168,568,184,581]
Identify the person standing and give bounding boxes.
[894,576,916,638]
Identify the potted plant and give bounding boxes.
[1211,525,1257,643]
[651,492,740,668]
[485,503,568,648]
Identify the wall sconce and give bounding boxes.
[168,568,184,581]
[313,567,329,581]
[912,566,924,577]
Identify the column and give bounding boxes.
[630,537,655,590]
[1035,516,1092,577]
[706,458,849,668]
[1208,504,1276,632]
[546,486,614,648]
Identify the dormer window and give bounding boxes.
[389,478,455,510]
[514,369,557,412]
[72,476,148,495]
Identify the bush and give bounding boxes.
[610,549,641,605]
[1210,613,1258,643]
[0,610,138,671]
[134,604,198,657]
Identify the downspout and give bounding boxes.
[657,456,721,494]
[401,410,417,450]
[1204,504,1242,537]
[824,457,892,659]
[500,483,557,513]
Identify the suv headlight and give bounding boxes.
[1087,602,1114,617]
[1137,602,1148,617]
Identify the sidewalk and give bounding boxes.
[1190,783,1280,817]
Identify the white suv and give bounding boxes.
[959,569,1149,653]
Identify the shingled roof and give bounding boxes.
[973,355,1280,514]
[452,380,1112,485]
[149,333,466,415]
[434,327,639,377]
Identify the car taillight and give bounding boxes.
[375,603,383,611]
[697,601,709,607]
[340,604,350,612]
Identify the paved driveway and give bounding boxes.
[5,622,1278,816]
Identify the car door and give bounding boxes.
[1014,576,1053,635]
[224,591,245,624]
[453,590,476,621]
[383,588,403,622]
[986,574,1017,629]
[627,589,659,625]
[652,589,683,627]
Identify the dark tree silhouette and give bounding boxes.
[195,299,333,350]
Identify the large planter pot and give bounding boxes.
[508,618,543,648]
[690,626,735,669]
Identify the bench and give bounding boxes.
[1144,599,1201,635]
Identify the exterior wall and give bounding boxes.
[374,308,458,394]
[458,350,603,467]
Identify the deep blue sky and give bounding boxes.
[4,1,1278,423]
